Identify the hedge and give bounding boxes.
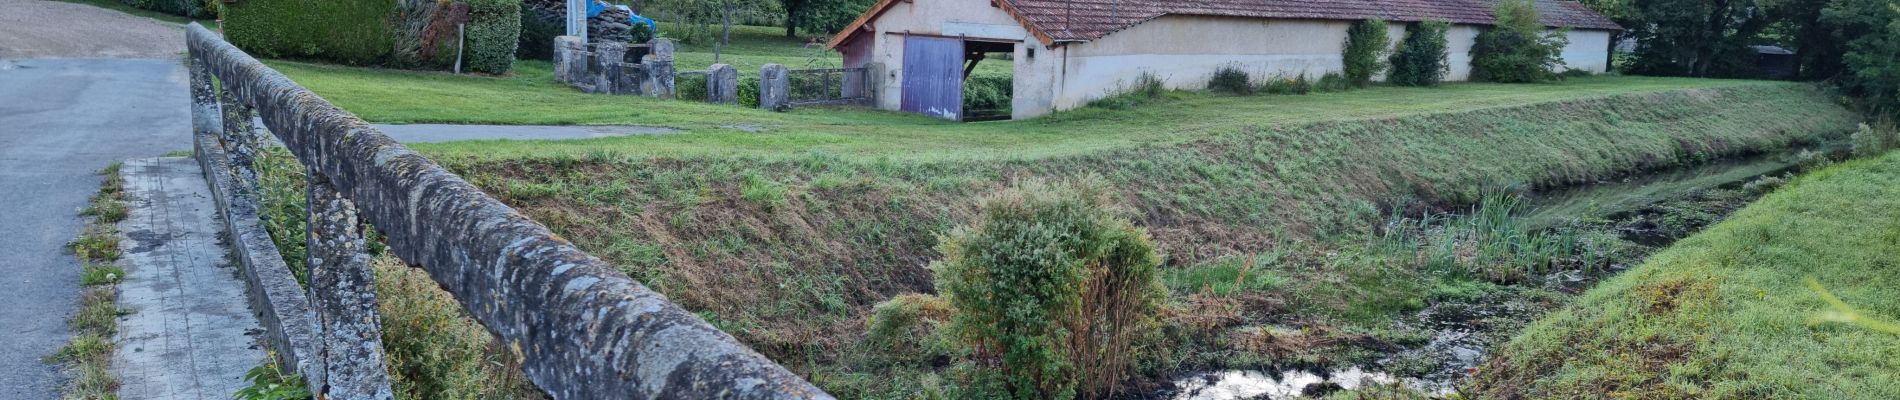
[461,0,521,73]
[223,0,399,65]
[1389,21,1451,87]
[122,0,215,19]
[517,5,562,60]
[223,0,517,73]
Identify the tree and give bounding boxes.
[1471,0,1570,83]
[1342,19,1393,88]
[1389,21,1451,87]
[1834,1,1900,113]
[1624,0,1768,77]
[1765,0,1846,79]
[783,0,874,38]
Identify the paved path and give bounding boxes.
[113,158,263,400]
[0,57,192,399]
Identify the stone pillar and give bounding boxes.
[642,38,675,99]
[864,62,886,106]
[305,173,395,400]
[552,36,584,84]
[707,64,738,105]
[217,84,261,192]
[760,64,790,112]
[592,41,627,94]
[616,64,647,96]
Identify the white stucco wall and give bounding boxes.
[841,2,1616,120]
[1038,16,1354,112]
[1444,24,1483,81]
[1558,29,1612,73]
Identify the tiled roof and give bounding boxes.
[999,0,1622,43]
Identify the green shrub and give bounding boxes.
[964,73,1014,113]
[460,0,521,74]
[1089,72,1167,110]
[1316,72,1352,92]
[863,293,956,366]
[1389,21,1451,87]
[516,5,561,60]
[222,0,399,66]
[630,22,656,46]
[224,0,515,73]
[1208,65,1255,95]
[1343,19,1392,88]
[123,0,216,18]
[1470,0,1568,83]
[1263,75,1312,95]
[375,256,538,399]
[934,178,1166,400]
[1852,119,1900,157]
[677,73,711,102]
[738,76,762,108]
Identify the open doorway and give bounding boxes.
[961,40,1015,122]
[899,36,1017,121]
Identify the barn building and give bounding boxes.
[828,0,1622,120]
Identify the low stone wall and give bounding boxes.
[191,111,321,378]
[187,23,831,399]
[553,36,676,97]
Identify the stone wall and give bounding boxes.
[553,35,675,98]
[186,23,831,399]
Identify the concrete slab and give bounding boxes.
[112,157,265,400]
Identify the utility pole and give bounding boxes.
[567,0,589,43]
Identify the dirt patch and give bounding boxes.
[0,0,187,59]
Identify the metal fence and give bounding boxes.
[184,23,831,400]
[786,68,869,106]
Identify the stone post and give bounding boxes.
[305,172,395,400]
[592,41,627,94]
[552,36,584,84]
[707,64,738,105]
[760,64,791,112]
[217,84,261,192]
[616,63,647,96]
[642,38,675,98]
[864,62,886,106]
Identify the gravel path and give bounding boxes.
[0,0,186,59]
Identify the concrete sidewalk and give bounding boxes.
[112,157,264,400]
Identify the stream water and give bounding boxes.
[1160,143,1847,400]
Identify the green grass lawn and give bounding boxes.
[271,58,1774,162]
[1473,150,1900,398]
[259,49,1869,397]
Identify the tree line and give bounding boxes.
[1581,0,1900,113]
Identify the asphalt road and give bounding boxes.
[0,58,190,398]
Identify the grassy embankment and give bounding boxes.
[1473,149,1900,398]
[263,54,1862,397]
[55,164,131,399]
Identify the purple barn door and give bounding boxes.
[901,36,965,120]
